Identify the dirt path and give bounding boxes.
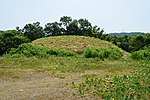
[0,70,104,100]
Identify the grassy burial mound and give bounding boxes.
[6,35,129,60]
[31,36,129,59]
[32,36,116,54]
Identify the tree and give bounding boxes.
[78,18,92,36]
[145,34,150,46]
[16,26,22,32]
[44,22,62,36]
[22,22,44,41]
[0,30,29,55]
[60,16,72,27]
[118,35,130,52]
[130,34,146,51]
[92,25,105,38]
[60,16,72,34]
[66,20,79,35]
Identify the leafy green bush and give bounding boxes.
[74,69,150,99]
[0,30,29,55]
[7,43,76,57]
[84,47,123,60]
[131,46,150,60]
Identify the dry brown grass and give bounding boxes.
[32,36,116,54]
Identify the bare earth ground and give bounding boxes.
[0,70,105,100]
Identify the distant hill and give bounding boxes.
[32,36,118,54]
[109,32,144,37]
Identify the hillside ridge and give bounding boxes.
[32,36,117,54]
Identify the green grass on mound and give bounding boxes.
[32,36,116,54]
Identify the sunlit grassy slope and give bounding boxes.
[32,36,117,54]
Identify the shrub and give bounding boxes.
[106,47,123,59]
[131,46,150,60]
[7,43,76,57]
[84,47,123,60]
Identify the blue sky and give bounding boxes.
[1,0,150,33]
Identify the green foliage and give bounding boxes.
[107,33,150,52]
[15,16,105,41]
[84,47,123,60]
[44,22,63,36]
[75,69,150,99]
[131,46,150,60]
[60,16,72,27]
[43,16,105,37]
[92,25,104,38]
[0,30,29,55]
[78,18,92,36]
[66,19,80,35]
[129,34,146,51]
[22,22,44,41]
[7,43,76,57]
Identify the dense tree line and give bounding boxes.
[104,34,150,52]
[0,16,150,55]
[109,32,144,37]
[16,16,105,41]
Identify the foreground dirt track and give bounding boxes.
[0,71,103,100]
